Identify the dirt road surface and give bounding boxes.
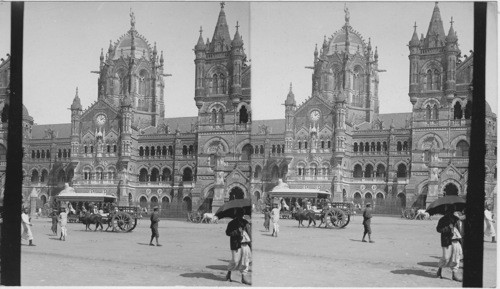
[252,214,496,287]
[21,217,250,286]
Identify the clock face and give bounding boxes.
[310,110,320,122]
[95,114,106,126]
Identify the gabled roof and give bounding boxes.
[251,119,285,135]
[31,123,72,140]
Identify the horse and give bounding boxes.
[79,212,104,231]
[293,208,317,228]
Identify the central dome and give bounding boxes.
[113,30,152,60]
[328,26,366,55]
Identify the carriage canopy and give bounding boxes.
[55,183,116,203]
[268,188,331,198]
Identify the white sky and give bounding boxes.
[19,2,250,124]
[251,1,497,120]
[0,2,497,124]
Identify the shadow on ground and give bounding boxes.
[206,264,228,271]
[391,269,436,278]
[180,272,225,282]
[417,261,439,268]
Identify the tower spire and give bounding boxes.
[344,3,350,26]
[424,2,446,47]
[210,2,232,52]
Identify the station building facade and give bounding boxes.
[18,4,251,214]
[251,3,496,208]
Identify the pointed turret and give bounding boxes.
[108,40,113,54]
[153,42,158,57]
[100,48,104,61]
[322,35,328,51]
[374,46,378,60]
[160,51,164,65]
[285,83,296,106]
[71,87,82,110]
[195,27,206,50]
[210,2,232,52]
[424,2,446,48]
[409,22,420,47]
[231,22,243,47]
[445,17,458,43]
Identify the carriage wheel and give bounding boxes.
[325,208,349,229]
[193,212,202,223]
[112,212,134,232]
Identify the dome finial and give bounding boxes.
[450,16,454,27]
[76,87,79,97]
[236,21,239,32]
[220,1,225,10]
[199,26,203,36]
[129,8,136,30]
[344,3,350,25]
[160,51,164,64]
[289,82,293,93]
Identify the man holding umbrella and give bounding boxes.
[225,207,251,285]
[427,196,466,282]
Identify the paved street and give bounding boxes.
[21,217,250,286]
[252,213,497,287]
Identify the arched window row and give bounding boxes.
[353,141,388,153]
[211,73,227,95]
[453,101,472,120]
[31,149,54,159]
[296,164,331,177]
[138,145,187,157]
[138,167,174,183]
[396,141,410,152]
[352,163,388,179]
[271,144,286,155]
[82,167,117,181]
[253,145,265,155]
[211,108,225,125]
[424,103,439,121]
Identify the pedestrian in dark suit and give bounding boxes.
[149,206,161,246]
[362,203,374,243]
[225,208,251,285]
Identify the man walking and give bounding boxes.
[225,208,251,285]
[59,207,68,241]
[270,202,280,237]
[362,203,374,243]
[484,204,496,243]
[50,209,58,235]
[21,208,35,246]
[149,206,161,246]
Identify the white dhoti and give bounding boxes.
[21,223,33,241]
[227,244,251,275]
[438,241,462,272]
[485,219,496,237]
[60,226,67,237]
[272,222,279,233]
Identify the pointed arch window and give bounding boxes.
[364,164,374,178]
[433,105,439,120]
[212,74,219,94]
[434,69,441,90]
[453,102,463,119]
[456,140,469,157]
[239,106,249,124]
[353,164,363,178]
[426,105,432,120]
[218,109,224,124]
[464,101,472,119]
[354,143,358,152]
[219,74,226,94]
[397,164,407,178]
[426,70,433,90]
[138,70,149,96]
[211,109,217,124]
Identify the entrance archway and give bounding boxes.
[443,183,459,196]
[229,186,244,200]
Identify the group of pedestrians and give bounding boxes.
[49,207,68,241]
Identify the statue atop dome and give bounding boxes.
[130,8,136,30]
[344,4,350,25]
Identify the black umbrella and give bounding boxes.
[426,195,466,216]
[215,199,252,219]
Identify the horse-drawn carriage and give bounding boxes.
[55,187,141,232]
[268,184,353,229]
